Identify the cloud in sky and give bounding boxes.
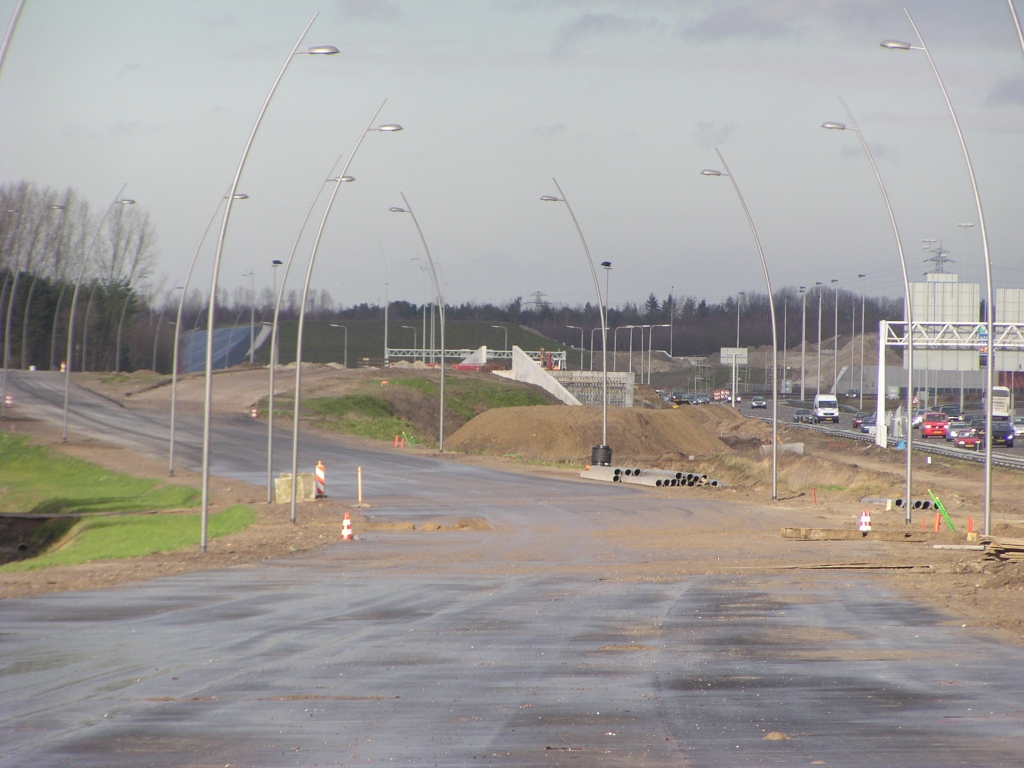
[532,123,568,137]
[694,121,735,149]
[337,0,405,24]
[677,5,802,41]
[986,75,1024,107]
[555,12,665,51]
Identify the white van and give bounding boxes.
[813,394,840,424]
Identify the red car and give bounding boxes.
[921,412,949,438]
[955,434,981,451]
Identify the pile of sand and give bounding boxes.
[447,404,730,463]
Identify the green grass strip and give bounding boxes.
[0,505,256,572]
[0,432,199,514]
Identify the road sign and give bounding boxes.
[720,347,748,365]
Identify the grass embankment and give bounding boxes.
[0,432,254,570]
[0,432,199,515]
[0,506,255,573]
[295,374,553,445]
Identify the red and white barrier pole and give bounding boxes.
[315,460,326,498]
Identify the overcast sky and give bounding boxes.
[2,0,1022,311]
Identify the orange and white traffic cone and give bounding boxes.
[341,511,353,541]
[250,406,258,418]
[858,510,872,533]
[315,460,326,498]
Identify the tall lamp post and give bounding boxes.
[799,286,807,402]
[491,324,508,352]
[702,148,780,500]
[169,191,248,476]
[288,107,401,522]
[542,180,610,463]
[822,96,915,524]
[831,278,839,393]
[858,273,866,410]
[264,105,397,506]
[329,324,348,368]
[566,325,583,369]
[201,14,338,549]
[815,282,823,396]
[882,10,996,533]
[733,291,744,407]
[390,193,445,452]
[62,190,135,442]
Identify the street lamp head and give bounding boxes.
[601,261,611,269]
[831,279,838,284]
[305,45,340,55]
[338,176,355,183]
[373,124,403,132]
[880,39,912,50]
[700,169,723,176]
[958,222,975,228]
[50,204,66,210]
[821,121,847,130]
[118,199,136,205]
[799,286,806,292]
[272,259,283,266]
[858,273,866,278]
[231,193,249,199]
[389,207,408,213]
[540,195,561,202]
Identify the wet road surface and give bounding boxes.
[4,371,1024,766]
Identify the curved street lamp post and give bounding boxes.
[168,192,249,475]
[288,106,401,523]
[882,9,996,533]
[541,180,610,461]
[200,14,339,549]
[389,193,444,452]
[702,150,779,500]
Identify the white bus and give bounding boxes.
[988,386,1011,419]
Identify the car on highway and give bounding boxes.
[852,411,869,429]
[920,412,950,438]
[844,389,860,398]
[750,396,766,409]
[670,390,690,404]
[793,408,814,423]
[944,420,971,442]
[937,404,963,419]
[693,393,710,405]
[955,433,981,450]
[1012,415,1024,437]
[969,419,1015,448]
[813,394,840,424]
[912,408,927,428]
[860,415,877,434]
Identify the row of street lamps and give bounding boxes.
[31,5,1020,545]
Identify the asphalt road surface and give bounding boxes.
[4,371,1024,766]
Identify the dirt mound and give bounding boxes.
[447,405,728,463]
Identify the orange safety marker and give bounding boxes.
[858,510,872,533]
[393,434,399,448]
[315,460,326,498]
[341,511,353,541]
[933,513,941,533]
[400,436,406,448]
[812,487,817,505]
[921,516,926,532]
[250,406,258,418]
[967,516,974,534]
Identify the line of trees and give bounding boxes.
[0,182,156,373]
[0,180,908,375]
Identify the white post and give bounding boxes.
[875,320,887,448]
